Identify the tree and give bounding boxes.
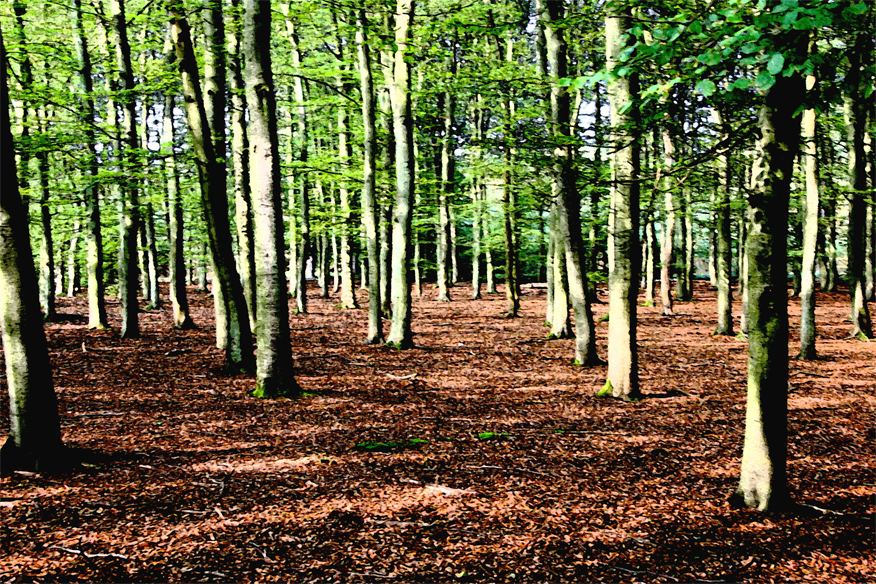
[712,105,734,337]
[357,7,384,344]
[798,39,820,359]
[603,0,641,400]
[243,0,301,397]
[168,0,254,373]
[386,0,416,349]
[0,31,64,471]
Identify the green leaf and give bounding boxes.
[792,16,812,29]
[557,77,572,87]
[688,21,703,35]
[731,77,752,91]
[846,2,867,15]
[767,53,785,75]
[695,79,717,97]
[756,70,776,90]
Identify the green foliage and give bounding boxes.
[596,380,613,398]
[353,439,429,453]
[477,432,511,441]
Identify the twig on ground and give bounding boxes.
[349,361,371,367]
[74,412,125,418]
[385,372,417,380]
[248,543,277,563]
[48,545,129,560]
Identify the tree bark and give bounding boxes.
[798,55,819,359]
[35,104,55,320]
[436,40,456,303]
[660,128,676,316]
[604,3,641,399]
[169,1,254,372]
[386,0,415,349]
[243,0,299,397]
[713,106,734,336]
[0,31,63,470]
[356,8,383,343]
[735,58,804,512]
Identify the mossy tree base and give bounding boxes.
[252,377,303,399]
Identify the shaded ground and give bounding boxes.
[1,281,873,583]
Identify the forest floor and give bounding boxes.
[0,281,874,583]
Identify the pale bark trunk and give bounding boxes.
[436,46,456,303]
[735,63,804,512]
[144,203,160,308]
[470,99,484,300]
[229,0,257,328]
[604,4,640,399]
[70,0,108,328]
[66,205,81,297]
[0,32,63,470]
[549,203,572,339]
[660,129,676,316]
[169,1,254,372]
[386,0,415,348]
[378,43,394,315]
[713,106,734,336]
[798,62,819,359]
[243,0,299,396]
[677,190,694,301]
[35,105,55,320]
[539,0,597,362]
[357,8,383,343]
[643,219,656,305]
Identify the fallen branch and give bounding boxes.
[248,543,277,563]
[605,564,679,582]
[48,545,129,560]
[385,372,417,380]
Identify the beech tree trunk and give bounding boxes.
[713,106,734,336]
[386,0,415,349]
[798,56,819,359]
[604,3,641,399]
[169,1,254,372]
[0,31,63,470]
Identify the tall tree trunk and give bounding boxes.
[436,41,456,303]
[0,31,63,470]
[11,1,32,221]
[677,189,694,301]
[144,203,160,309]
[243,0,300,396]
[845,34,874,340]
[69,0,108,329]
[378,42,394,316]
[660,129,676,316]
[798,53,819,359]
[66,203,81,297]
[169,1,254,372]
[549,204,572,339]
[229,0,257,329]
[110,0,140,339]
[539,0,598,364]
[161,91,194,329]
[357,8,383,343]
[386,0,415,349]
[470,98,484,300]
[643,218,656,305]
[604,3,641,399]
[735,61,804,512]
[713,106,734,336]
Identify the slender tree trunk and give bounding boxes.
[66,203,81,297]
[378,43,394,316]
[643,218,656,305]
[160,91,194,329]
[229,0,257,329]
[660,129,676,316]
[110,0,140,339]
[69,0,108,329]
[169,1,254,372]
[35,105,55,320]
[677,189,694,301]
[549,203,572,339]
[845,34,873,339]
[470,99,484,300]
[0,31,63,470]
[713,106,734,336]
[243,0,299,397]
[386,0,415,349]
[356,8,383,343]
[798,56,819,359]
[144,203,160,308]
[436,43,456,303]
[735,61,804,512]
[604,3,641,399]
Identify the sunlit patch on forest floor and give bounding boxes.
[1,281,873,582]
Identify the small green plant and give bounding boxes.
[596,380,613,397]
[353,438,429,452]
[477,432,511,441]
[598,313,610,323]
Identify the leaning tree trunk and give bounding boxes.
[356,8,383,344]
[69,0,108,329]
[603,3,641,399]
[386,0,415,348]
[243,0,300,397]
[0,31,63,471]
[734,49,805,512]
[798,53,819,359]
[169,1,254,372]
